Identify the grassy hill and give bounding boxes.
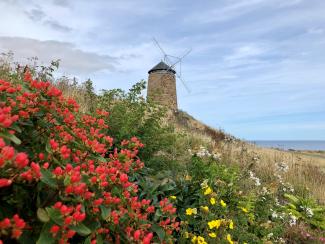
[0,55,324,243]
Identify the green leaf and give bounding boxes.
[63,176,71,186]
[84,236,91,244]
[36,222,55,244]
[0,132,21,145]
[37,208,50,222]
[40,168,58,189]
[151,224,165,241]
[96,235,103,244]
[45,208,63,225]
[100,205,110,220]
[69,223,92,236]
[11,124,22,133]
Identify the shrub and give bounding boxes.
[0,70,178,243]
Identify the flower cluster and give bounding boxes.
[0,72,178,243]
[0,214,26,240]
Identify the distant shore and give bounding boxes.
[250,140,325,151]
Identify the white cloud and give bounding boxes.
[0,37,117,73]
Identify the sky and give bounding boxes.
[0,0,325,140]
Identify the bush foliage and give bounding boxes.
[0,57,324,243]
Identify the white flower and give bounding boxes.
[289,214,297,226]
[200,179,209,189]
[267,233,274,239]
[306,208,314,217]
[212,152,221,160]
[249,171,261,186]
[301,206,314,218]
[276,162,289,173]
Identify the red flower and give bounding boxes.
[133,230,141,240]
[120,173,128,183]
[0,178,12,188]
[1,146,15,160]
[50,225,60,235]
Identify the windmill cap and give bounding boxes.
[148,61,176,74]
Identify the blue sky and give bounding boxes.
[0,0,324,140]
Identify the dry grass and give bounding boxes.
[172,112,325,204]
[217,140,325,204]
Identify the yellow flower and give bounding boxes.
[186,208,197,215]
[200,205,209,213]
[185,175,192,181]
[197,236,207,244]
[208,232,217,238]
[201,179,208,189]
[226,234,234,244]
[191,236,197,243]
[241,207,248,213]
[184,232,189,239]
[204,187,213,195]
[208,219,222,229]
[210,197,216,205]
[220,199,227,208]
[229,220,234,229]
[169,195,176,200]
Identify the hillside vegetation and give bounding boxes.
[0,54,324,243]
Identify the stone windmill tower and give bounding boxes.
[147,61,177,110]
[147,39,191,111]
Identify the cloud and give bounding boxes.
[224,44,267,61]
[25,8,46,21]
[24,7,72,33]
[0,36,118,73]
[307,27,324,35]
[184,0,304,24]
[52,0,70,8]
[44,20,72,32]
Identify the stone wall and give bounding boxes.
[147,70,177,110]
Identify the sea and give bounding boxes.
[250,140,325,151]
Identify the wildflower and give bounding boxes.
[204,187,213,195]
[133,230,141,240]
[276,162,289,173]
[208,219,222,229]
[186,208,197,216]
[229,220,234,229]
[0,178,12,188]
[191,236,197,243]
[210,197,216,205]
[119,173,128,183]
[169,196,177,200]
[249,171,261,186]
[241,207,248,213]
[184,231,189,239]
[208,232,216,238]
[197,236,207,244]
[15,152,29,168]
[50,225,60,235]
[143,232,153,244]
[185,175,192,181]
[200,179,208,189]
[220,199,226,208]
[288,214,297,226]
[200,206,209,213]
[267,232,274,239]
[306,207,313,218]
[226,234,234,244]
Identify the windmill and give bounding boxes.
[152,38,192,93]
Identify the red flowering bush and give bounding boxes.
[0,71,178,243]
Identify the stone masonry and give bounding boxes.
[147,61,177,111]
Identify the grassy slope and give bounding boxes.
[173,110,325,204]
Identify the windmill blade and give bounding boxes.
[180,48,192,59]
[153,38,167,55]
[176,73,191,93]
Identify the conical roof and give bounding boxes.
[148,61,176,74]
